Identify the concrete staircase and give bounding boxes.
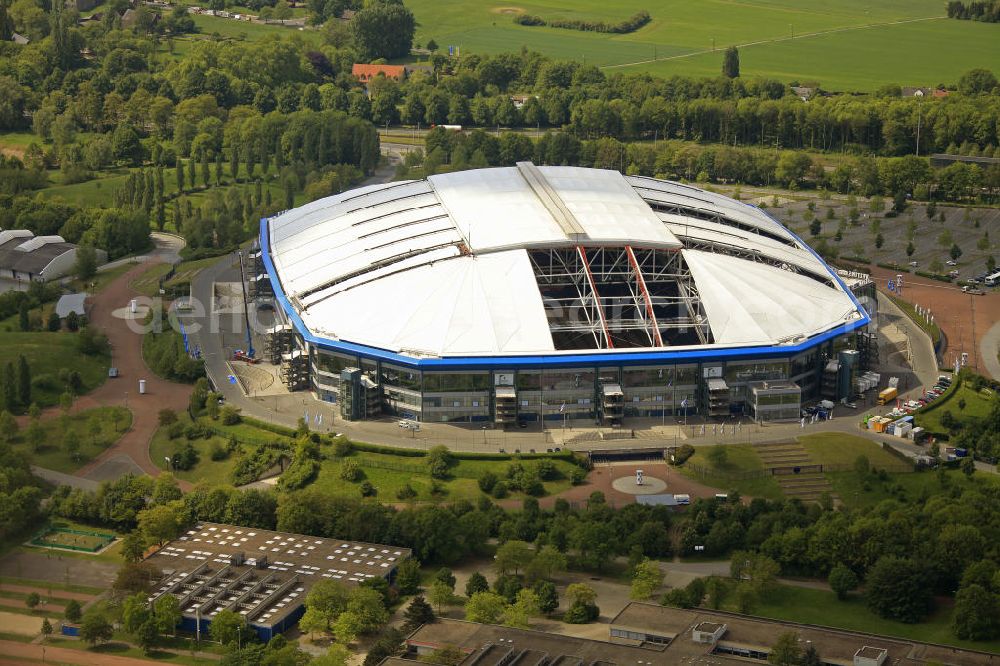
[753,441,836,503]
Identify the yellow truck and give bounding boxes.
[877,387,898,405]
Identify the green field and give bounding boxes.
[15,407,133,474]
[678,444,784,500]
[826,467,1000,509]
[0,331,110,409]
[799,432,905,468]
[915,381,994,434]
[734,583,1000,653]
[406,0,998,91]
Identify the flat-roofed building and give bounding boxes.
[0,230,106,284]
[144,522,411,641]
[609,602,998,665]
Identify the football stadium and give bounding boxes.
[254,163,876,425]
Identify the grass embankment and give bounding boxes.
[915,380,993,435]
[12,407,132,474]
[70,261,136,294]
[825,467,1000,510]
[152,413,582,499]
[730,583,1000,653]
[0,332,109,409]
[887,293,942,347]
[677,444,784,500]
[798,432,905,468]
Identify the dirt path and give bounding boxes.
[0,640,187,666]
[19,259,194,486]
[0,597,65,614]
[0,584,96,602]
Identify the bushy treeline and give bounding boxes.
[0,443,44,543]
[413,127,1000,203]
[515,10,651,34]
[947,0,1000,22]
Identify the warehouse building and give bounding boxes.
[0,230,106,284]
[144,522,411,641]
[255,164,876,426]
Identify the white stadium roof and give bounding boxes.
[266,164,864,358]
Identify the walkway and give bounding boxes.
[0,640,205,666]
[980,320,1000,381]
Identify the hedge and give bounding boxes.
[914,270,953,283]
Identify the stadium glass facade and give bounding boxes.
[306,332,858,424]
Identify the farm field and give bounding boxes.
[405,0,998,91]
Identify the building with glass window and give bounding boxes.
[256,163,872,425]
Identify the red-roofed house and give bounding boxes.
[352,64,406,83]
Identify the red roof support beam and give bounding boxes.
[576,246,614,349]
[625,245,663,347]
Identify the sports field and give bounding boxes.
[406,0,999,91]
[31,527,116,553]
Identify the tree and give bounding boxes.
[952,584,1000,640]
[80,610,113,646]
[865,556,932,623]
[466,572,489,598]
[962,455,976,478]
[137,501,186,545]
[346,586,389,633]
[828,564,859,600]
[41,617,52,640]
[707,445,728,467]
[64,599,82,623]
[123,592,152,634]
[630,559,664,600]
[135,619,160,655]
[209,608,245,646]
[564,583,600,624]
[495,540,533,576]
[722,46,740,78]
[153,594,181,635]
[434,567,456,591]
[465,591,506,624]
[298,606,332,640]
[533,580,559,615]
[957,68,998,95]
[17,302,28,332]
[768,631,802,666]
[426,446,454,479]
[429,580,453,614]
[526,545,567,581]
[351,2,416,60]
[74,245,98,281]
[403,595,434,630]
[906,241,915,257]
[950,243,963,261]
[395,557,421,595]
[875,233,884,249]
[312,644,351,666]
[25,592,39,609]
[502,588,540,629]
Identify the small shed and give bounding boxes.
[55,293,87,318]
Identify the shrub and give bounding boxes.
[331,436,353,457]
[220,406,241,425]
[534,459,558,480]
[209,441,228,461]
[671,444,695,465]
[491,481,509,499]
[172,442,199,470]
[523,477,545,497]
[340,459,362,482]
[360,481,377,497]
[166,422,185,439]
[478,471,498,493]
[569,468,587,485]
[427,445,454,479]
[396,484,417,500]
[563,601,600,623]
[158,409,178,426]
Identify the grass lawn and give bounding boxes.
[916,381,994,434]
[130,263,174,298]
[0,331,109,409]
[12,407,132,474]
[47,635,224,665]
[313,452,577,502]
[799,432,905,468]
[165,255,233,293]
[149,414,239,486]
[732,583,1000,653]
[677,444,784,500]
[826,467,1000,510]
[70,261,137,294]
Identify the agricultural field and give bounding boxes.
[405,0,998,91]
